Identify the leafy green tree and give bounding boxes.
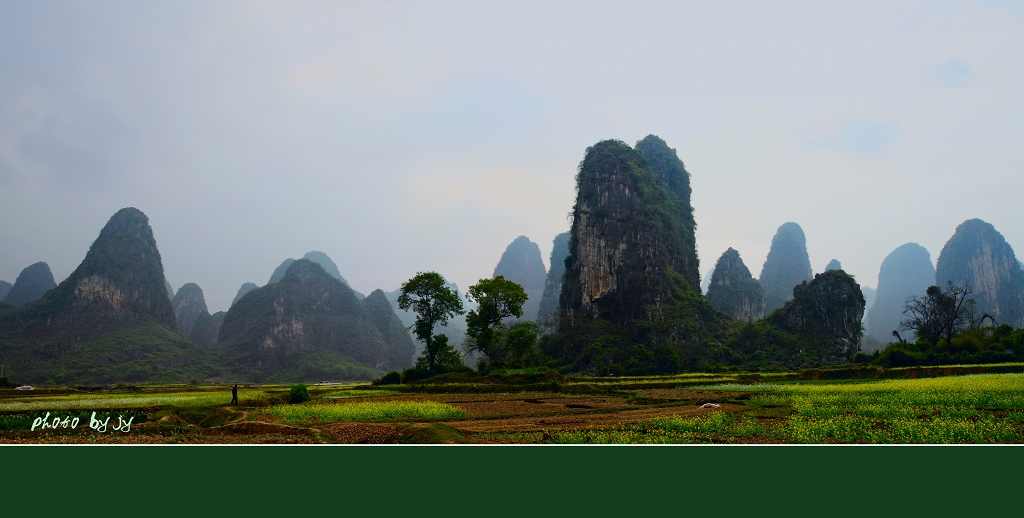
[464,276,528,365]
[413,334,463,372]
[397,272,465,373]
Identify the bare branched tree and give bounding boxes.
[899,282,973,347]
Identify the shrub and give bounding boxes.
[374,371,402,385]
[289,384,311,404]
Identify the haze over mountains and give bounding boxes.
[865,243,935,342]
[935,219,1024,327]
[492,235,547,322]
[760,223,814,314]
[3,262,56,306]
[2,132,1023,382]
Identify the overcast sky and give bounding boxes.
[2,1,1023,312]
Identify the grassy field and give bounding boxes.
[2,369,1023,443]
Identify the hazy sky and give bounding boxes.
[2,1,1023,312]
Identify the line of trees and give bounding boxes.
[394,272,541,379]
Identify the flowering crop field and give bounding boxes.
[518,374,1024,444]
[749,374,1024,443]
[262,400,468,425]
[0,389,269,412]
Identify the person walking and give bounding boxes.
[231,384,239,406]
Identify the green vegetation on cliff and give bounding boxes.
[560,138,701,325]
[706,248,766,323]
[217,259,409,382]
[635,134,700,292]
[0,208,205,384]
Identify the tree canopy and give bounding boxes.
[397,272,465,373]
[464,276,533,368]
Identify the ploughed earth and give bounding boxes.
[0,388,750,444]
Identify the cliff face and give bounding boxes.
[23,208,178,339]
[635,135,700,292]
[171,283,209,339]
[560,139,699,325]
[0,280,11,301]
[769,270,865,363]
[706,248,766,322]
[935,219,1024,326]
[231,282,258,307]
[760,222,814,313]
[3,262,57,306]
[865,243,934,342]
[493,235,547,321]
[537,231,571,327]
[218,259,412,380]
[0,208,203,383]
[165,280,174,299]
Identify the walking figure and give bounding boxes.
[231,384,238,406]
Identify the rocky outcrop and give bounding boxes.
[759,222,813,313]
[935,219,1024,327]
[218,259,413,380]
[635,135,700,292]
[231,282,258,307]
[493,236,547,321]
[706,248,766,322]
[825,259,842,272]
[172,283,210,339]
[537,231,571,328]
[865,243,934,342]
[21,208,178,337]
[560,139,701,325]
[3,262,57,306]
[0,208,203,383]
[165,280,174,299]
[768,270,865,363]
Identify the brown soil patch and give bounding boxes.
[449,397,629,417]
[358,392,577,404]
[449,403,742,433]
[204,421,315,436]
[318,423,399,444]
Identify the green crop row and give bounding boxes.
[262,401,468,425]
